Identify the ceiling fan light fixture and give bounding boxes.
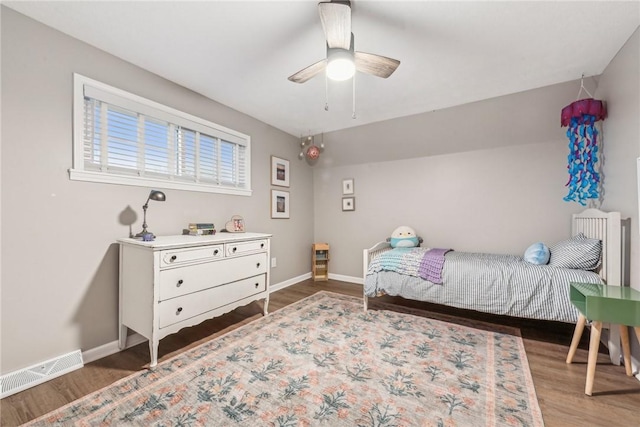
[326,49,355,81]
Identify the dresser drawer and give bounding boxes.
[158,274,267,329]
[159,252,267,301]
[160,245,224,267]
[225,240,267,257]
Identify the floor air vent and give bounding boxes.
[1,349,84,399]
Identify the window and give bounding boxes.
[71,73,251,195]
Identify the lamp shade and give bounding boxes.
[148,190,166,202]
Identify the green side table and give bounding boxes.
[566,282,640,395]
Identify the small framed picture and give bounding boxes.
[342,178,354,195]
[231,215,244,232]
[271,156,290,187]
[342,197,355,211]
[271,190,290,219]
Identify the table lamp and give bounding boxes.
[135,190,166,240]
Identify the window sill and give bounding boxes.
[68,169,252,196]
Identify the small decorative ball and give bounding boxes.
[306,145,320,160]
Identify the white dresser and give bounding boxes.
[117,232,271,367]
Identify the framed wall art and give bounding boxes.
[271,190,290,219]
[342,178,354,195]
[271,156,290,187]
[342,197,355,211]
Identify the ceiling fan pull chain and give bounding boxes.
[352,72,356,119]
[325,74,329,111]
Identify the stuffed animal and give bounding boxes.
[388,225,422,248]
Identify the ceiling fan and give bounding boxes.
[288,0,400,84]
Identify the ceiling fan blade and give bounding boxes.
[318,1,352,49]
[354,51,400,78]
[288,59,327,83]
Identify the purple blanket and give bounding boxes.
[418,248,452,284]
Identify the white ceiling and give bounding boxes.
[4,1,639,137]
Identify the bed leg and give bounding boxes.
[363,294,368,311]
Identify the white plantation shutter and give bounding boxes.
[71,74,251,195]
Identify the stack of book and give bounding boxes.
[188,223,216,235]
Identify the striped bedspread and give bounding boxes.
[365,250,604,323]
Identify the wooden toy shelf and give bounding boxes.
[312,243,329,281]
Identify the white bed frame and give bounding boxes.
[363,209,627,361]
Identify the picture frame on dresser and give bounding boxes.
[271,156,290,187]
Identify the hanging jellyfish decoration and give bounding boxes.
[560,97,606,206]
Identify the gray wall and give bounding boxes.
[597,28,640,289]
[1,8,314,374]
[314,26,639,373]
[596,28,640,372]
[314,80,596,278]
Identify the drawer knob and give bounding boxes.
[260,243,264,248]
[177,279,183,287]
[170,255,177,262]
[256,262,261,268]
[232,247,237,253]
[176,307,183,315]
[255,283,259,288]
[214,249,219,255]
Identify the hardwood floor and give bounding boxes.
[2,279,639,426]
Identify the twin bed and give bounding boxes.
[363,209,624,324]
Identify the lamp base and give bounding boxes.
[135,231,156,241]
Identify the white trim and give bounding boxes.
[71,73,251,195]
[72,75,85,170]
[269,273,311,293]
[78,74,248,145]
[328,272,362,284]
[68,169,252,196]
[82,333,147,365]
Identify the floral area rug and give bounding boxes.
[27,291,544,426]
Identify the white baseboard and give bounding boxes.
[328,273,362,285]
[269,272,311,292]
[82,333,147,365]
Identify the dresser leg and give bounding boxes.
[620,325,633,376]
[567,314,586,363]
[263,296,269,316]
[149,339,159,368]
[118,325,128,350]
[585,320,602,396]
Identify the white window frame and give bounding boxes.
[70,73,252,196]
